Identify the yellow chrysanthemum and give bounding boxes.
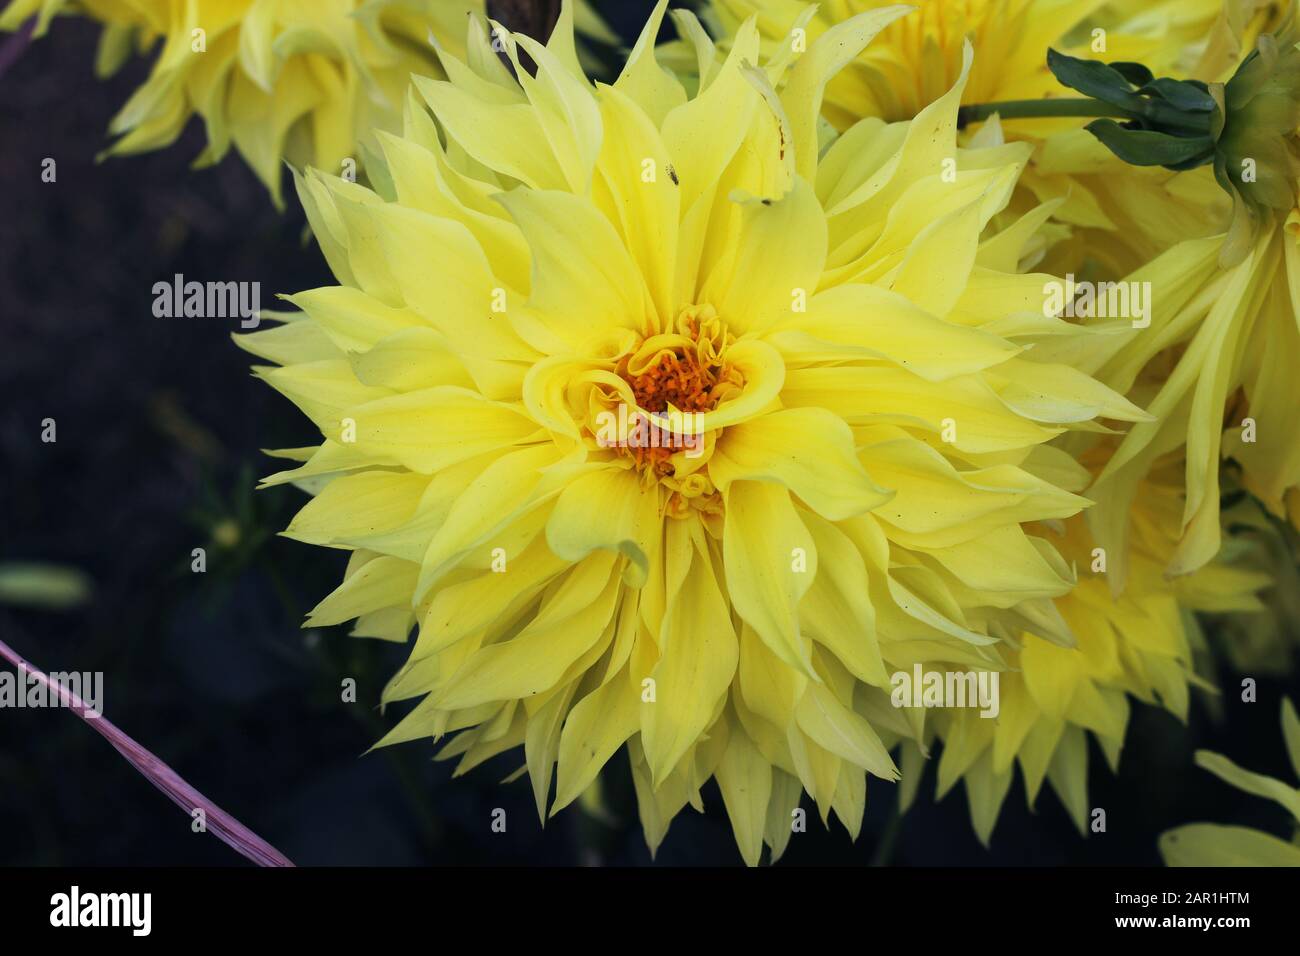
[926,448,1268,843]
[239,1,1151,863]
[1160,698,1300,865]
[1,0,482,204]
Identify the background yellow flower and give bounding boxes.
[2,0,482,203]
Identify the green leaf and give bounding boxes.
[1282,698,1300,782]
[1084,119,1216,168]
[1109,61,1154,87]
[1161,824,1300,866]
[1140,77,1218,113]
[1166,151,1219,172]
[0,563,92,610]
[1047,48,1146,111]
[1194,749,1300,820]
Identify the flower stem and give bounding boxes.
[956,97,1132,128]
[0,634,294,867]
[0,16,36,80]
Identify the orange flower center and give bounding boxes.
[582,307,739,523]
[627,346,724,415]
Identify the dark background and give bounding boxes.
[1,1,1297,867]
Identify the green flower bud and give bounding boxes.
[1047,18,1300,264]
[1213,27,1300,261]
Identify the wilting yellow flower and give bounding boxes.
[240,1,1149,863]
[0,0,482,204]
[1080,213,1300,584]
[928,449,1268,843]
[1160,698,1300,865]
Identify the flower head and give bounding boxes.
[242,1,1147,862]
[1,0,483,204]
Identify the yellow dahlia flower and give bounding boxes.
[1160,698,1300,865]
[952,115,1227,291]
[0,0,482,204]
[240,1,1148,863]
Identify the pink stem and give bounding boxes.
[0,16,36,80]
[0,635,294,867]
